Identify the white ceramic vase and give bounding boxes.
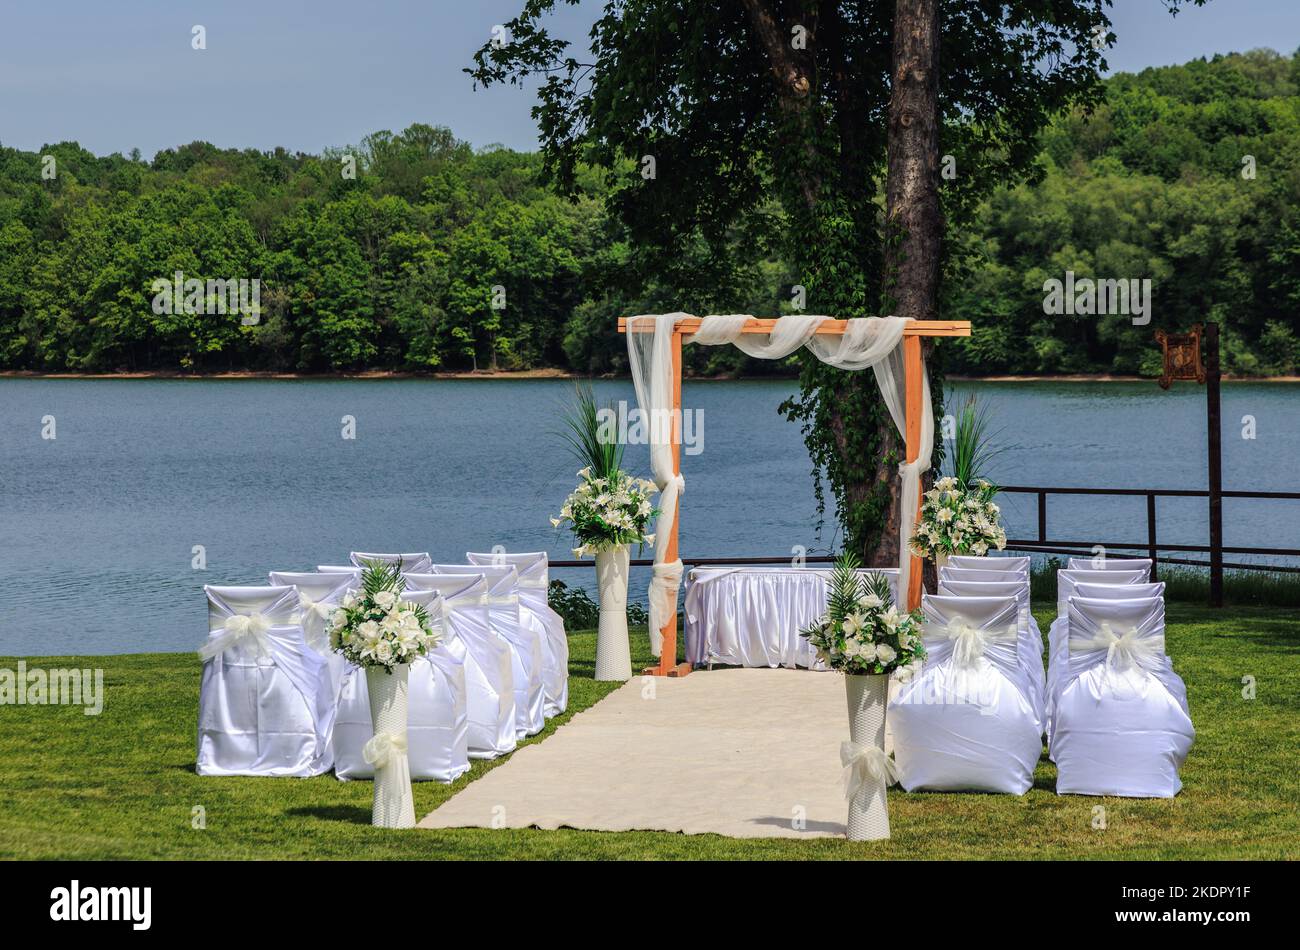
[593,544,632,681]
[365,664,416,829]
[934,551,949,571]
[845,673,891,841]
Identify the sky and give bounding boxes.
[0,0,1297,159]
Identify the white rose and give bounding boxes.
[875,643,897,664]
[843,639,860,657]
[374,590,397,610]
[374,639,393,663]
[357,620,379,639]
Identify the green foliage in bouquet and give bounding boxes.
[801,552,925,676]
[558,381,623,480]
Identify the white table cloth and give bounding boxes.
[683,567,899,669]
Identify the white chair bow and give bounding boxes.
[924,618,1018,671]
[198,612,271,661]
[298,594,335,622]
[362,731,408,769]
[840,740,899,799]
[1070,621,1165,673]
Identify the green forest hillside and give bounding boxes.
[0,49,1297,377]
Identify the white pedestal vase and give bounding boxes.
[843,673,892,841]
[594,545,632,681]
[364,664,416,829]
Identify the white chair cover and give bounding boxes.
[268,570,354,762]
[316,565,361,580]
[403,572,518,757]
[939,566,1028,585]
[428,564,545,737]
[889,594,1041,794]
[333,590,471,783]
[350,551,433,574]
[935,577,1045,732]
[196,585,333,777]
[1045,567,1151,742]
[1072,581,1166,602]
[467,551,568,717]
[1051,595,1193,797]
[683,567,899,669]
[947,555,1030,574]
[1067,556,1153,574]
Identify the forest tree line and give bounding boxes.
[1,48,1298,377]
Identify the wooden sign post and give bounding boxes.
[619,317,972,675]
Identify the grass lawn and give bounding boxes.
[1,603,1296,860]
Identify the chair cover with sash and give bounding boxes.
[197,585,333,777]
[350,551,433,574]
[467,551,569,717]
[1046,567,1150,738]
[1051,595,1193,797]
[683,567,899,669]
[269,571,353,728]
[888,594,1041,794]
[936,575,1045,732]
[428,563,546,737]
[1067,556,1153,574]
[403,572,518,757]
[332,590,471,783]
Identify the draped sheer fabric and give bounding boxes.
[627,313,929,657]
[888,594,1042,794]
[332,589,471,783]
[429,563,546,738]
[1051,595,1193,797]
[197,585,333,777]
[403,572,517,757]
[467,551,568,717]
[683,567,899,669]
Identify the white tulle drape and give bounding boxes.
[626,313,931,658]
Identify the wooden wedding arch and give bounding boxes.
[618,316,973,676]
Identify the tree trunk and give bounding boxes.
[865,0,942,572]
[884,0,941,322]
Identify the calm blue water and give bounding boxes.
[1,377,1296,655]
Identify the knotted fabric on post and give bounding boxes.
[362,730,408,769]
[626,313,931,657]
[839,740,899,800]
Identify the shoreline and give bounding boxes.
[1,369,1297,383]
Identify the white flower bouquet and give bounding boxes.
[801,554,926,676]
[551,467,660,558]
[909,476,1007,559]
[330,560,443,672]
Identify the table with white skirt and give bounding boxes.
[683,567,900,670]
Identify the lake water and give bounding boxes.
[1,377,1296,655]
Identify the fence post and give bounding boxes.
[1206,323,1223,607]
[1037,491,1047,544]
[1146,493,1158,583]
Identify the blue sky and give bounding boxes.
[0,0,1296,158]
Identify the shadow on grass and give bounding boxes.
[287,804,372,825]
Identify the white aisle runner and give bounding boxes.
[419,668,849,839]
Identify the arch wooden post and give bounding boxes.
[649,329,692,677]
[903,335,925,612]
